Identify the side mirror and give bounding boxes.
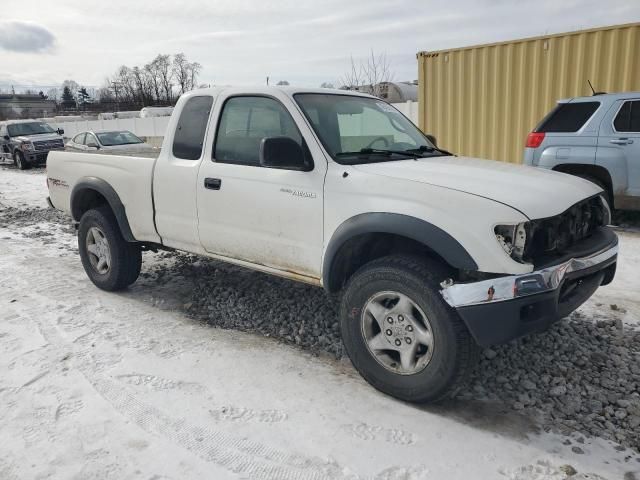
[3,135,9,141]
[87,142,100,149]
[57,128,64,135]
[259,136,309,171]
[426,134,437,147]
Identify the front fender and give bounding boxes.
[322,213,478,291]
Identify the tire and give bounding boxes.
[78,205,142,291]
[340,255,478,403]
[14,151,30,170]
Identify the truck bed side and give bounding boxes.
[47,151,161,244]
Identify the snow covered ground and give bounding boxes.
[1,165,639,480]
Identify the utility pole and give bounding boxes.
[110,81,121,112]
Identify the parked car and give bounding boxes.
[0,119,65,169]
[524,92,640,211]
[66,130,154,153]
[47,86,617,403]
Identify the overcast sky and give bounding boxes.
[1,0,638,92]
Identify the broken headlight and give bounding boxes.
[495,222,528,263]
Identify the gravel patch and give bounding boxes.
[3,206,640,453]
[143,253,640,453]
[141,253,344,358]
[462,311,640,453]
[0,206,74,232]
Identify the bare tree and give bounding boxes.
[188,61,202,91]
[339,50,393,97]
[362,50,393,98]
[47,87,59,103]
[97,86,114,103]
[154,54,173,102]
[339,55,364,91]
[145,60,162,102]
[172,53,189,94]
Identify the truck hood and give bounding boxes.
[14,133,63,142]
[354,155,602,220]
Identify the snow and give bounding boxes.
[1,166,640,479]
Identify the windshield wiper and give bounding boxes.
[405,145,454,157]
[336,148,423,159]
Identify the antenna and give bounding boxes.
[587,80,606,96]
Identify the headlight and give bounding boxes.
[495,222,528,263]
[21,142,34,151]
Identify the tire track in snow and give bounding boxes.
[2,238,430,480]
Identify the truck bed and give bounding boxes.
[47,151,161,243]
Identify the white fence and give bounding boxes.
[49,101,419,140]
[392,100,418,124]
[50,116,171,140]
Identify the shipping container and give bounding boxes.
[417,22,640,163]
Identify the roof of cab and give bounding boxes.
[181,85,377,100]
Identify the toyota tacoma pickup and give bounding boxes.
[46,86,618,402]
[0,119,65,169]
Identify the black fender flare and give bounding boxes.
[70,177,136,242]
[322,213,478,291]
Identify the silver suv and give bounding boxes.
[524,92,640,211]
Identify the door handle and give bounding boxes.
[204,178,222,190]
[610,138,633,145]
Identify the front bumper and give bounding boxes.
[26,148,64,165]
[440,232,618,347]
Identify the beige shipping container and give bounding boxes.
[417,22,640,163]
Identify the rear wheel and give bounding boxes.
[78,206,142,291]
[14,151,30,170]
[340,255,478,403]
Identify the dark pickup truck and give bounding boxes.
[0,119,65,169]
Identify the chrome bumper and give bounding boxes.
[440,242,618,309]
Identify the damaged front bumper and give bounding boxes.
[440,231,618,347]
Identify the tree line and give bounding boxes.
[40,52,202,111]
[98,53,201,106]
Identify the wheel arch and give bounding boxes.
[71,177,136,242]
[552,164,614,201]
[322,213,478,293]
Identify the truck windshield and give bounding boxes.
[294,93,447,164]
[96,131,144,146]
[7,122,55,137]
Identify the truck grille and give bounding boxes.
[523,196,608,266]
[33,139,64,151]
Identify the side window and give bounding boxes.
[73,133,86,144]
[614,101,640,133]
[85,134,97,146]
[214,96,305,167]
[535,102,600,133]
[172,96,213,160]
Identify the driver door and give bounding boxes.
[196,92,327,279]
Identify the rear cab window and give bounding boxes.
[535,101,600,133]
[172,96,214,160]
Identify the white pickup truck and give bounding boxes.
[47,86,618,402]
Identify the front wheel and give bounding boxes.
[14,151,29,170]
[340,255,478,403]
[78,206,142,291]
